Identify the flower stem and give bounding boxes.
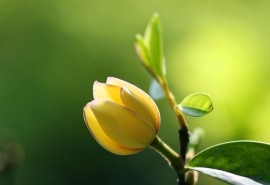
[157,78,193,184]
[159,79,190,161]
[150,136,184,172]
[159,79,188,129]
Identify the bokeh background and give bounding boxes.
[1,0,270,184]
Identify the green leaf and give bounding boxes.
[143,12,164,78]
[135,34,151,67]
[135,13,165,80]
[149,78,165,100]
[186,141,270,185]
[179,92,213,117]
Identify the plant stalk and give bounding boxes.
[159,79,188,129]
[158,78,192,185]
[150,136,184,172]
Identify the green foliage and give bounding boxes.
[135,13,165,81]
[149,78,165,100]
[186,141,270,185]
[188,128,205,151]
[179,93,213,117]
[3,1,270,184]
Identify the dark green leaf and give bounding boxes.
[149,78,164,100]
[186,141,270,185]
[179,93,213,117]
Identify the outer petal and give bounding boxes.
[120,87,156,130]
[91,100,156,148]
[83,102,143,155]
[106,77,160,131]
[93,81,123,106]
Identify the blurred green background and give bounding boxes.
[1,0,270,184]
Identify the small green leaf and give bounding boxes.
[186,141,270,185]
[135,34,151,67]
[135,13,165,80]
[143,12,164,78]
[149,78,165,100]
[179,93,213,117]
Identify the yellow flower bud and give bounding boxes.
[83,77,160,155]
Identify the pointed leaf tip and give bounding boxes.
[153,12,159,18]
[135,34,141,39]
[135,12,165,80]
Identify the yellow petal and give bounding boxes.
[93,81,123,106]
[91,100,156,148]
[120,87,156,128]
[106,77,160,131]
[83,102,143,155]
